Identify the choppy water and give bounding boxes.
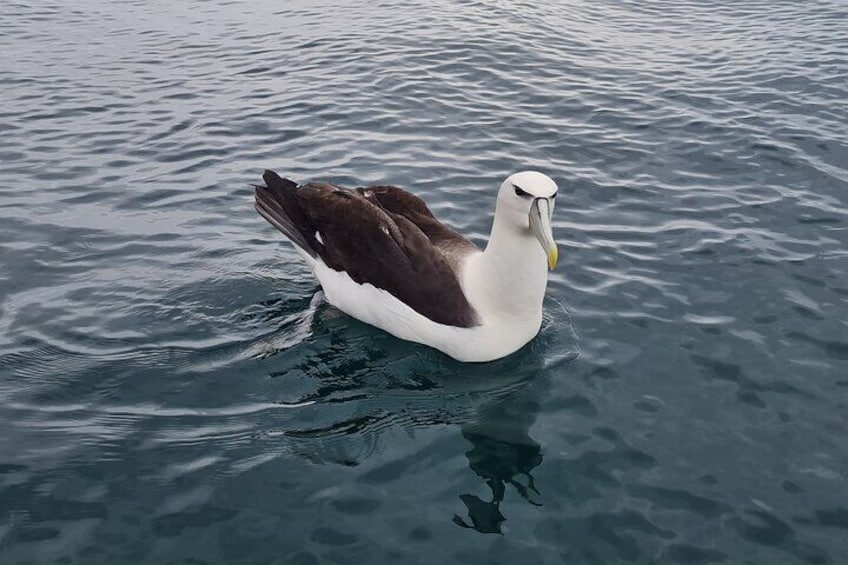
[2,0,848,563]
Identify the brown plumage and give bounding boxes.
[254,170,479,328]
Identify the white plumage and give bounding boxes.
[256,170,559,362]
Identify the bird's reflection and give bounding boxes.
[252,292,576,535]
[453,374,546,534]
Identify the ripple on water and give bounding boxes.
[1,0,847,562]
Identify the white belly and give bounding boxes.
[311,260,541,362]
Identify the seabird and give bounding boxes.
[254,170,559,362]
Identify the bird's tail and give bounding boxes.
[254,170,317,257]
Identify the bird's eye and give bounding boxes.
[513,185,530,197]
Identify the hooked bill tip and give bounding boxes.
[547,246,558,270]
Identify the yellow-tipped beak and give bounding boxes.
[547,245,558,270]
[529,197,558,271]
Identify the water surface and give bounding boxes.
[2,0,847,563]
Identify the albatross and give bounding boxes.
[254,170,559,362]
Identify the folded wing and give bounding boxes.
[255,170,479,328]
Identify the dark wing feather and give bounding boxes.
[254,171,319,255]
[254,171,478,328]
[356,185,479,260]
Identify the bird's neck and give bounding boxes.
[465,213,549,320]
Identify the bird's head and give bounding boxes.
[497,171,559,270]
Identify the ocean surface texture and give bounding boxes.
[2,0,847,563]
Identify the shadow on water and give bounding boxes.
[453,377,546,534]
[254,292,578,534]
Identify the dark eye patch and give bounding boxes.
[513,184,531,198]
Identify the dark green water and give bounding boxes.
[2,0,847,563]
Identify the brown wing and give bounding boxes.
[296,183,477,327]
[356,185,479,265]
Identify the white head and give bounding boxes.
[495,171,559,269]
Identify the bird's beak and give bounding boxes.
[529,198,558,270]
